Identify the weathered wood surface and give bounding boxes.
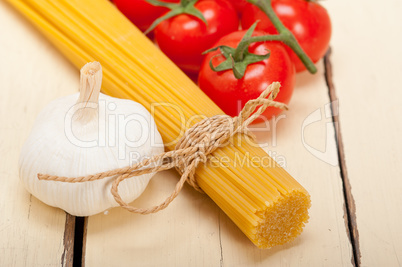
[1,0,401,266]
[0,2,78,266]
[325,0,402,265]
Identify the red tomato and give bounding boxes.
[154,0,239,73]
[198,30,295,122]
[113,0,179,32]
[242,0,332,72]
[231,0,249,15]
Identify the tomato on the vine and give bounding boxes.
[198,30,295,122]
[113,0,179,32]
[154,0,239,73]
[242,0,332,72]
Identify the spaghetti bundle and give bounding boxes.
[7,0,311,248]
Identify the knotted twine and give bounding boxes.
[38,82,287,215]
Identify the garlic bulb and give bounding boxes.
[19,62,164,216]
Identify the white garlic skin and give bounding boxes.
[19,93,164,216]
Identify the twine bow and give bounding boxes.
[38,82,287,215]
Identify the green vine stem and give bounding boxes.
[144,0,206,35]
[246,0,317,74]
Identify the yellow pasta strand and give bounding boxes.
[6,0,311,248]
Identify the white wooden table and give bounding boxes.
[1,0,401,266]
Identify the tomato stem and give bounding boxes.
[246,0,317,73]
[204,22,271,79]
[233,22,258,62]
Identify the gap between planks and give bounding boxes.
[62,214,75,267]
[324,48,361,267]
[62,214,87,267]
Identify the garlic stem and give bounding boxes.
[75,61,102,123]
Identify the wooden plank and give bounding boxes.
[325,0,402,266]
[85,170,223,266]
[84,63,353,265]
[0,2,78,266]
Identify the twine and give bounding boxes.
[38,82,288,215]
